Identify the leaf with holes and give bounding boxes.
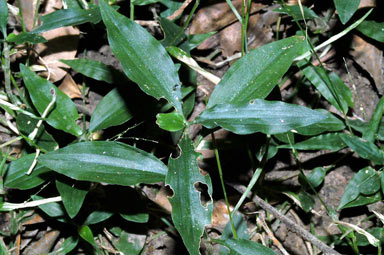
[196,99,326,135]
[20,64,82,136]
[166,136,213,255]
[100,0,183,114]
[39,141,168,186]
[207,36,304,108]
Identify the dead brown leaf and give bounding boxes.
[58,73,82,99]
[350,34,383,93]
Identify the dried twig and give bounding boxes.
[167,0,193,20]
[252,194,341,255]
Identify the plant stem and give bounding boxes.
[212,132,238,239]
[130,1,134,21]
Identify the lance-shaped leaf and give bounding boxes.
[89,88,132,132]
[357,20,384,43]
[56,178,89,219]
[61,58,126,84]
[340,133,384,165]
[196,99,326,135]
[39,141,168,186]
[4,154,52,190]
[207,36,304,108]
[7,32,47,44]
[99,0,183,114]
[295,110,345,135]
[0,0,7,36]
[334,0,360,24]
[166,136,213,255]
[20,64,82,136]
[363,96,384,143]
[33,6,102,33]
[278,133,346,151]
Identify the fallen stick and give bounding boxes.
[252,194,341,255]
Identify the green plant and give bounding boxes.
[1,0,384,254]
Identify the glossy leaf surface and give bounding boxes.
[39,141,168,186]
[0,0,7,36]
[357,20,384,43]
[166,136,213,255]
[56,178,89,218]
[295,110,345,135]
[7,32,47,44]
[278,133,346,151]
[100,0,183,114]
[89,88,132,132]
[20,64,82,136]
[338,167,380,210]
[207,36,304,108]
[197,99,326,135]
[61,58,126,84]
[33,7,101,33]
[4,154,52,190]
[156,112,185,132]
[340,134,384,165]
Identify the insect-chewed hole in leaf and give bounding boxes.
[194,181,212,208]
[164,184,175,198]
[171,144,182,159]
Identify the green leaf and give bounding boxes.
[207,36,304,108]
[339,134,384,165]
[51,235,79,255]
[156,112,186,132]
[159,17,186,47]
[382,172,384,195]
[278,133,346,151]
[115,231,145,255]
[89,88,132,132]
[32,195,68,220]
[166,136,213,255]
[302,167,327,188]
[299,64,350,113]
[284,191,314,212]
[334,0,360,24]
[61,58,126,84]
[62,0,83,9]
[329,72,354,108]
[295,110,345,135]
[196,99,326,135]
[4,154,52,190]
[83,211,114,225]
[338,167,380,210]
[16,113,58,151]
[131,0,159,5]
[0,0,8,36]
[274,5,319,20]
[99,0,183,114]
[214,238,276,255]
[349,118,384,141]
[20,64,82,136]
[180,32,216,52]
[220,213,249,255]
[342,192,382,209]
[7,32,47,44]
[78,225,96,246]
[56,178,89,219]
[120,212,148,223]
[39,141,168,186]
[363,96,384,143]
[33,7,101,33]
[357,20,384,43]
